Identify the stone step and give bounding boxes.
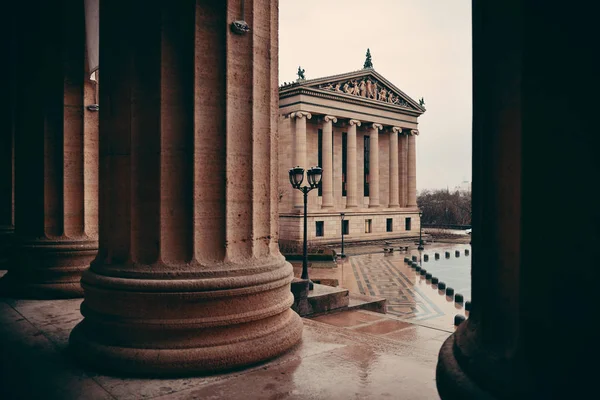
[347,292,386,314]
[291,279,387,317]
[306,283,349,315]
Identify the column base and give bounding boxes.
[436,334,495,400]
[436,321,542,399]
[69,259,303,377]
[70,309,302,377]
[369,204,380,208]
[0,238,97,299]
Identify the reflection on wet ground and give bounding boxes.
[416,243,471,300]
[293,242,471,331]
[0,296,446,399]
[0,249,463,399]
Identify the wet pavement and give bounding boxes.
[415,244,471,301]
[0,244,469,398]
[294,242,471,331]
[0,296,446,399]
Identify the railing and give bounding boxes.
[422,223,471,230]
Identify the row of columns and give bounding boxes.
[0,0,302,377]
[291,112,418,210]
[0,0,98,298]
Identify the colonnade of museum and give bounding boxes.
[1,0,596,395]
[289,112,418,211]
[0,0,302,376]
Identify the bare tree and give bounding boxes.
[418,189,471,226]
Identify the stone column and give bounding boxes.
[0,0,99,298]
[407,130,418,208]
[369,123,383,207]
[321,115,337,208]
[437,1,598,397]
[346,119,361,208]
[0,18,16,269]
[69,0,302,376]
[399,132,408,207]
[388,127,401,207]
[291,111,311,210]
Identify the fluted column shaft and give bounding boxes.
[291,111,311,209]
[0,18,16,269]
[437,1,598,397]
[389,127,400,207]
[69,0,302,377]
[369,124,383,207]
[399,132,408,207]
[346,119,361,208]
[407,130,418,207]
[0,0,99,298]
[321,115,337,208]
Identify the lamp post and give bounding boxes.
[340,213,346,258]
[417,209,424,250]
[288,165,323,290]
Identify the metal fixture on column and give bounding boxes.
[340,213,346,258]
[230,0,250,34]
[289,166,323,290]
[417,209,425,250]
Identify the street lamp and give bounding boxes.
[289,165,323,290]
[340,213,346,258]
[417,209,424,250]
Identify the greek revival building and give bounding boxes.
[278,69,426,247]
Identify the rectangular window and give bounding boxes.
[365,219,372,233]
[316,221,324,237]
[318,129,323,196]
[342,219,349,235]
[405,217,412,231]
[386,218,393,232]
[342,132,347,196]
[364,136,370,196]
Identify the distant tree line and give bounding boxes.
[417,189,472,226]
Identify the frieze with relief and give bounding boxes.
[318,77,413,108]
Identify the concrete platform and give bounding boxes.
[0,297,447,399]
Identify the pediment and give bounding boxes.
[295,69,424,112]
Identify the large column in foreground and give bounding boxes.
[346,119,361,208]
[369,123,383,207]
[406,130,418,208]
[0,0,99,298]
[388,127,400,207]
[437,1,598,397]
[321,115,337,208]
[69,0,302,376]
[0,18,16,269]
[291,111,311,210]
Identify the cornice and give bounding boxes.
[279,86,423,118]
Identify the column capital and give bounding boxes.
[323,115,338,123]
[290,111,312,120]
[392,126,404,134]
[371,123,384,131]
[348,119,362,127]
[410,129,420,136]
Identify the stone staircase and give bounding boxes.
[291,279,386,317]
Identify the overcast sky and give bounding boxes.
[279,0,472,191]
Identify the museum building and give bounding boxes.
[278,69,426,248]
